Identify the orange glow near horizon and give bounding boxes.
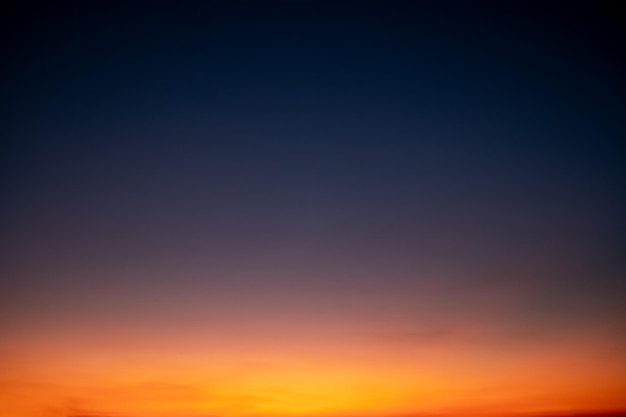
[2,313,626,417]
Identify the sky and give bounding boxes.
[2,2,625,417]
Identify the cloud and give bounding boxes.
[370,324,480,350]
[110,381,209,402]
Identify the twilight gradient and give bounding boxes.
[2,2,625,417]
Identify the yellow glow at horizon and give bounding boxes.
[2,314,626,417]
[2,342,626,417]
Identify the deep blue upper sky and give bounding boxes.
[2,1,624,347]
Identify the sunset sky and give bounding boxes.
[2,2,625,417]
